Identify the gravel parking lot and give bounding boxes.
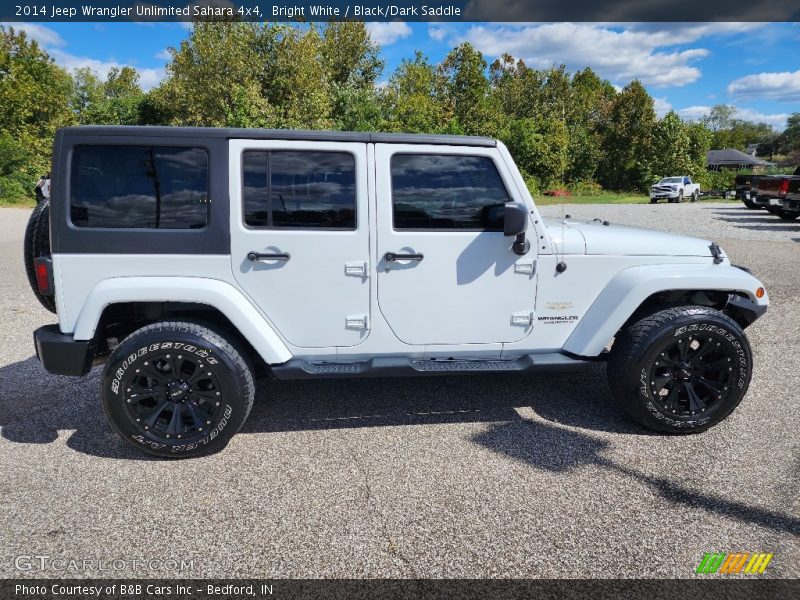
[1,202,798,579]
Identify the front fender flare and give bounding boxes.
[562,263,768,357]
[71,277,292,365]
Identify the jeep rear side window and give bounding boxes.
[243,151,356,229]
[391,154,510,230]
[70,145,209,229]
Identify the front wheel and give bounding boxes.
[101,321,255,458]
[691,190,699,202]
[607,306,752,434]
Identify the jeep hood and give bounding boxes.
[543,217,719,257]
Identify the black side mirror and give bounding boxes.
[503,202,530,255]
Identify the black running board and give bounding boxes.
[270,352,596,380]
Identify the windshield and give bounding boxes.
[658,177,682,184]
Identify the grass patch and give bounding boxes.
[0,195,36,208]
[535,194,648,205]
[534,193,738,206]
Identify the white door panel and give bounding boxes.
[375,144,538,346]
[229,140,370,348]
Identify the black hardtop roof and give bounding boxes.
[58,126,497,148]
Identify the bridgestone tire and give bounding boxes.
[101,321,255,458]
[23,199,56,313]
[607,306,752,434]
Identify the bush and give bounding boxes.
[568,179,604,196]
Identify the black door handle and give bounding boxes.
[384,252,424,262]
[247,251,291,262]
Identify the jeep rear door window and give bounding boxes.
[70,145,209,229]
[391,154,510,230]
[243,150,356,229]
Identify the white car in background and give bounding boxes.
[650,176,700,203]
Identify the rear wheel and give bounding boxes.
[608,306,752,434]
[691,190,699,202]
[101,321,255,458]
[23,199,56,313]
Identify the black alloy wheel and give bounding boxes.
[647,333,736,417]
[121,351,223,442]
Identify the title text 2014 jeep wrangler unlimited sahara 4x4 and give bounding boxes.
[27,126,769,457]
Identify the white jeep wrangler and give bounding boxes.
[27,126,768,457]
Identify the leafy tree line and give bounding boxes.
[2,22,798,203]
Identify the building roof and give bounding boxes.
[57,126,498,148]
[707,148,773,166]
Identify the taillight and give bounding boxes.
[779,179,789,198]
[34,257,52,294]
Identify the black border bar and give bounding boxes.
[3,1,800,22]
[3,579,798,600]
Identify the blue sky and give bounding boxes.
[5,21,800,130]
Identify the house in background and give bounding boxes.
[707,148,774,172]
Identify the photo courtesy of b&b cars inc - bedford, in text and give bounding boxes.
[0,1,798,599]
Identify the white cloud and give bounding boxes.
[734,107,790,130]
[678,105,789,129]
[48,49,165,91]
[0,22,65,47]
[155,49,172,61]
[457,23,723,88]
[677,105,713,120]
[727,69,800,102]
[653,97,672,117]
[5,21,166,91]
[428,25,449,42]
[367,22,412,46]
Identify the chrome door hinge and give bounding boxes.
[510,311,533,327]
[345,314,369,330]
[514,259,536,275]
[345,261,369,278]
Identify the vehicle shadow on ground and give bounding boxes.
[0,357,641,460]
[2,356,798,535]
[471,418,800,535]
[710,212,799,232]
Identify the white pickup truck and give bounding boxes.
[650,176,701,203]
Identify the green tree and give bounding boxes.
[598,80,656,191]
[779,112,800,162]
[564,68,616,184]
[382,51,449,134]
[0,26,73,201]
[151,22,276,127]
[504,116,569,189]
[72,66,144,125]
[321,22,384,131]
[649,111,694,180]
[438,43,497,135]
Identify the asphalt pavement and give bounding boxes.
[0,202,797,579]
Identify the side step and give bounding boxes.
[271,353,596,380]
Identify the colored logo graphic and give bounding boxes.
[696,552,773,574]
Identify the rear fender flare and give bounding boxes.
[71,277,292,365]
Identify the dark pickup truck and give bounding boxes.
[754,166,800,221]
[735,173,759,209]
